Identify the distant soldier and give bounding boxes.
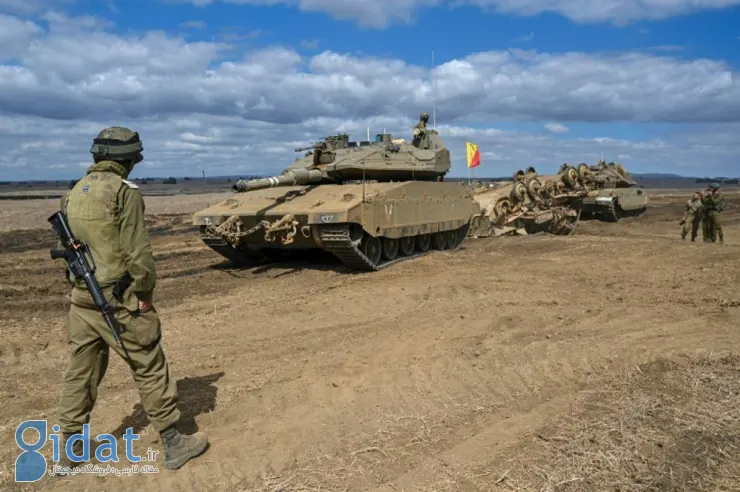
[55,127,208,474]
[411,112,430,148]
[680,191,703,241]
[701,182,726,244]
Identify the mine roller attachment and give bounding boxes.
[201,213,307,265]
[549,208,581,236]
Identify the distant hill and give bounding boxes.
[632,173,685,179]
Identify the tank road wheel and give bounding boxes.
[577,163,589,181]
[510,182,527,203]
[524,177,542,198]
[494,198,512,219]
[432,231,447,250]
[444,229,458,249]
[447,224,468,249]
[525,166,537,175]
[513,169,526,182]
[562,166,579,189]
[416,234,431,251]
[381,237,399,260]
[399,236,415,256]
[361,235,382,265]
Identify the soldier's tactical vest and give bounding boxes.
[63,162,132,288]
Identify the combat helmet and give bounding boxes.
[708,182,720,190]
[90,126,144,165]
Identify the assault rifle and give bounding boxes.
[48,211,132,357]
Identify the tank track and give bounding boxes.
[201,225,466,272]
[318,225,458,272]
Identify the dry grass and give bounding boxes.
[484,352,740,491]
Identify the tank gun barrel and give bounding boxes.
[232,168,324,193]
[294,143,321,152]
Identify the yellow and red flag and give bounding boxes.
[466,141,480,168]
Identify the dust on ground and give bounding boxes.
[1,188,739,491]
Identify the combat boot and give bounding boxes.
[160,425,208,470]
[53,433,84,476]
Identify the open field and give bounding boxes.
[1,187,739,491]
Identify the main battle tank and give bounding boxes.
[467,166,584,238]
[564,160,648,221]
[192,113,481,271]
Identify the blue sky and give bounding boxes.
[1,0,739,179]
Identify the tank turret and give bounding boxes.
[232,114,451,193]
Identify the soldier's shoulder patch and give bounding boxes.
[121,179,139,189]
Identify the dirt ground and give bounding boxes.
[1,188,739,491]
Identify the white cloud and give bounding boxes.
[0,14,42,60]
[470,0,740,24]
[300,38,320,49]
[177,0,740,27]
[3,111,739,180]
[180,20,207,29]
[1,11,739,179]
[2,16,738,124]
[0,0,73,15]
[183,0,441,28]
[545,123,568,134]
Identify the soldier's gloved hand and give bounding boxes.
[139,300,154,313]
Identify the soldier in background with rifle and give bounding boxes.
[48,127,208,473]
[679,191,703,242]
[701,182,726,244]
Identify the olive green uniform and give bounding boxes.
[411,112,430,148]
[702,191,726,243]
[681,198,702,241]
[58,160,180,434]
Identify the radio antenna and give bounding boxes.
[432,48,436,129]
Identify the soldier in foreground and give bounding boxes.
[701,182,725,244]
[679,191,703,241]
[55,127,208,473]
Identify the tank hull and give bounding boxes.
[193,181,481,271]
[569,187,649,222]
